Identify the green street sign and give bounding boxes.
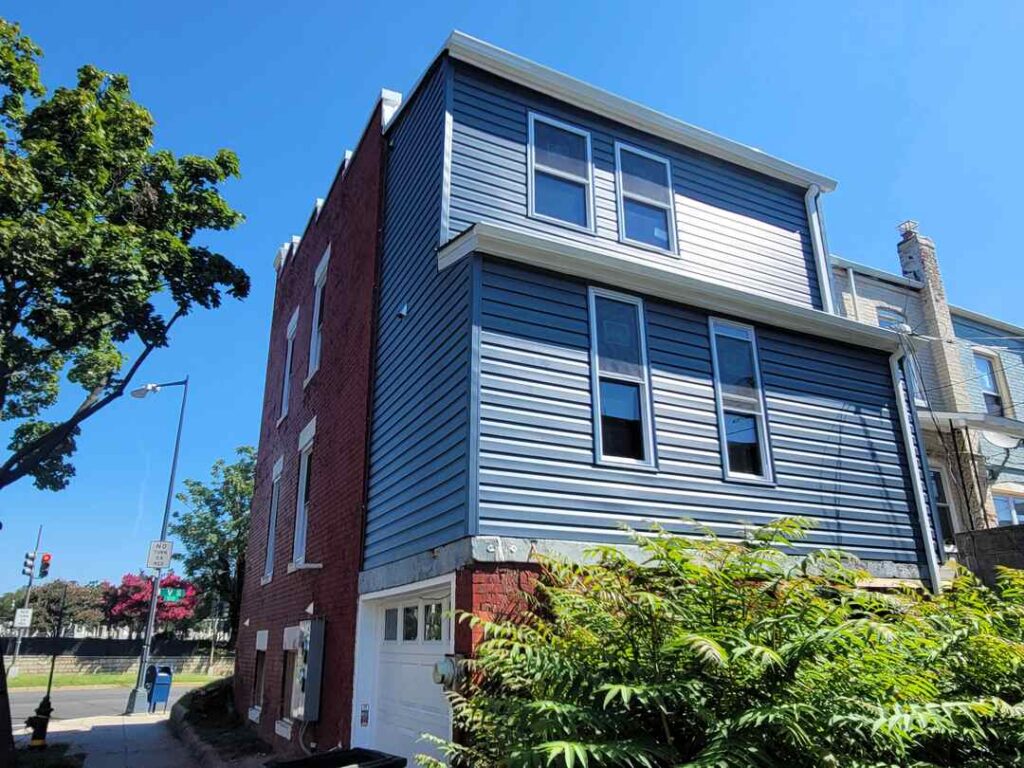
[159,587,186,603]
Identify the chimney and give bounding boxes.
[896,221,971,412]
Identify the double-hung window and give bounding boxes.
[588,288,655,467]
[973,352,1006,417]
[528,113,593,230]
[279,309,299,421]
[928,465,956,545]
[307,246,330,382]
[262,457,284,584]
[994,493,1023,526]
[615,142,675,253]
[709,319,772,482]
[292,418,315,566]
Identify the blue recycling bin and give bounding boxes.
[147,669,173,713]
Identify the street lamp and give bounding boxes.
[124,376,189,716]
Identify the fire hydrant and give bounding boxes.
[26,696,53,749]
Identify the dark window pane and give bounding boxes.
[620,150,671,203]
[535,172,587,226]
[984,392,1005,417]
[383,608,398,641]
[534,121,588,178]
[725,412,762,477]
[595,297,641,377]
[623,198,670,250]
[929,470,954,543]
[600,380,645,460]
[716,335,758,401]
[302,451,313,506]
[424,602,443,641]
[403,606,418,641]
[316,283,327,330]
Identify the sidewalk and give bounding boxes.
[20,712,201,767]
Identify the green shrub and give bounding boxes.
[421,519,1024,768]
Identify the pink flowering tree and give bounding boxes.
[103,572,198,638]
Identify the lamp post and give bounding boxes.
[124,377,189,716]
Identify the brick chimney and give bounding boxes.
[896,221,971,413]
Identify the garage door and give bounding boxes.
[372,589,452,761]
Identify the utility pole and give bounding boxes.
[8,525,42,678]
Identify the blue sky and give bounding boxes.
[1,1,1022,593]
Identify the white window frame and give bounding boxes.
[993,492,1023,527]
[709,317,774,484]
[927,461,958,546]
[973,349,1011,418]
[587,287,656,469]
[306,245,331,384]
[261,456,284,585]
[279,308,299,423]
[527,112,595,233]
[614,141,677,255]
[291,418,316,566]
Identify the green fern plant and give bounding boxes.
[419,519,1024,768]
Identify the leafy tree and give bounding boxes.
[26,579,104,635]
[424,519,1024,768]
[0,18,248,492]
[102,571,197,638]
[170,445,254,647]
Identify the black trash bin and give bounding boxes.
[265,747,406,768]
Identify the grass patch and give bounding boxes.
[8,672,222,689]
[15,743,86,768]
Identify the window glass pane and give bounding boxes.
[623,198,670,250]
[983,392,1004,417]
[877,309,906,331]
[264,480,280,579]
[301,451,313,506]
[535,172,588,227]
[595,297,641,378]
[995,496,1016,526]
[974,355,997,391]
[620,150,670,204]
[725,412,763,477]
[383,608,398,641]
[716,334,758,402]
[929,469,954,543]
[316,282,327,330]
[424,602,443,641]
[402,606,419,641]
[534,121,588,178]
[600,380,645,460]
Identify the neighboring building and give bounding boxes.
[833,222,1024,561]
[237,33,944,761]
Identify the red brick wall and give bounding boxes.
[454,564,540,657]
[234,101,385,753]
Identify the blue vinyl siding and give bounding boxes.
[952,313,1024,478]
[476,258,927,573]
[448,62,823,310]
[365,63,473,569]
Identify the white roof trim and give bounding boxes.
[920,410,1024,439]
[950,304,1024,337]
[831,255,923,290]
[444,31,836,192]
[439,222,900,352]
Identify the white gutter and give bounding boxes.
[439,222,901,352]
[889,350,943,593]
[804,185,836,314]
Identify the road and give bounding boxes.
[8,684,196,726]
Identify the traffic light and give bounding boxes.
[22,551,35,577]
[38,553,51,579]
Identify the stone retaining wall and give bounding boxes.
[4,654,234,677]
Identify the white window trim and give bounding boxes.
[527,112,595,234]
[278,308,300,424]
[614,141,677,256]
[291,418,316,567]
[973,348,1013,418]
[261,457,285,586]
[587,286,656,469]
[709,317,774,484]
[305,245,331,385]
[928,462,958,546]
[993,491,1023,526]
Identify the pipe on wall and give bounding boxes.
[805,184,836,315]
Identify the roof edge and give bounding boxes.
[445,30,837,192]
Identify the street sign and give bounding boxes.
[159,587,186,603]
[13,608,32,629]
[146,540,173,569]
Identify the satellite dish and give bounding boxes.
[981,430,1023,450]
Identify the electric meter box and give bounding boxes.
[284,617,325,722]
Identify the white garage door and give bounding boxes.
[371,590,452,761]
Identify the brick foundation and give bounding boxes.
[454,563,540,657]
